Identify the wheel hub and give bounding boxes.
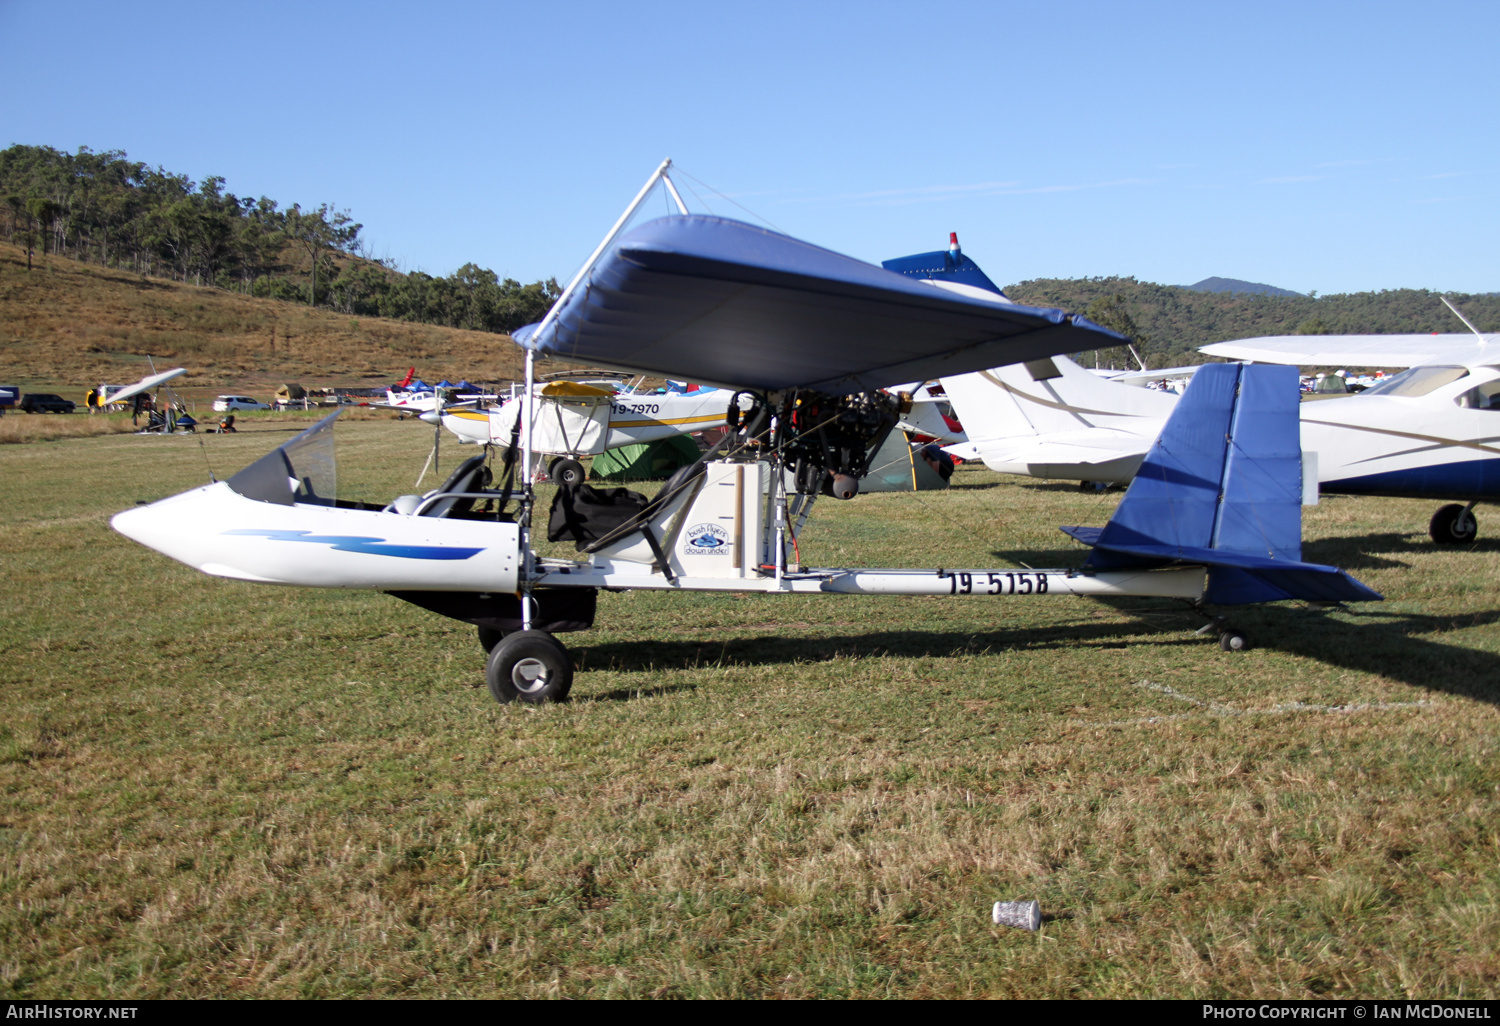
[511,657,550,693]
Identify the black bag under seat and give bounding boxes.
[548,484,649,548]
[388,588,597,633]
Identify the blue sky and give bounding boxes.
[4,0,1496,295]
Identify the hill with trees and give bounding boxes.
[1004,277,1500,368]
[0,144,559,335]
[5,142,1498,385]
[0,240,530,389]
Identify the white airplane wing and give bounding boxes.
[104,368,186,406]
[1200,334,1498,368]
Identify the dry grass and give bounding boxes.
[1,423,1498,998]
[0,242,529,395]
[0,412,139,444]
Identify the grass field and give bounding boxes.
[2,420,1498,998]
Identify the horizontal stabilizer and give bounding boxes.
[1059,526,1381,603]
[1061,363,1380,605]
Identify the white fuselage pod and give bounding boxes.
[111,482,519,591]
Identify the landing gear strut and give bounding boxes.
[1429,502,1478,545]
[485,630,574,704]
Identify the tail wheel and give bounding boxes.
[1429,503,1478,544]
[550,458,585,487]
[485,630,574,704]
[1219,631,1250,652]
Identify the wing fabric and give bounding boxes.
[515,215,1125,394]
[1061,363,1380,605]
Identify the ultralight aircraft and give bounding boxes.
[111,162,1379,704]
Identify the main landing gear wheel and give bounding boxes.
[486,630,574,705]
[477,626,511,654]
[1219,631,1250,653]
[548,458,585,487]
[1429,503,1478,545]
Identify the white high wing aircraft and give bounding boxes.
[109,162,1378,706]
[1202,326,1500,543]
[939,321,1500,543]
[434,380,963,483]
[431,382,738,484]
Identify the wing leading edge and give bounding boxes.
[1200,334,1497,368]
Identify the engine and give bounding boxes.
[729,389,904,500]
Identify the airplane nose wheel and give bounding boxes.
[486,630,574,704]
[1429,503,1478,544]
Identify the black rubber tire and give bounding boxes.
[1429,503,1478,545]
[550,458,585,488]
[477,626,510,654]
[485,630,574,704]
[1219,631,1250,653]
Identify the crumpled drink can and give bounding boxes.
[992,899,1041,931]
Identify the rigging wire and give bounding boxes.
[673,166,789,236]
[677,177,715,216]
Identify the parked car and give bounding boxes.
[20,393,76,414]
[212,395,271,412]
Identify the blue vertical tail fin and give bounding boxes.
[882,232,1006,296]
[1061,363,1380,605]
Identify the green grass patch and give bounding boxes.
[1,425,1497,997]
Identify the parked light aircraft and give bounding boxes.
[110,162,1377,705]
[940,354,1178,484]
[430,381,738,485]
[892,242,1500,543]
[1201,329,1500,543]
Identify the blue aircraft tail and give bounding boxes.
[882,232,1006,295]
[1061,362,1381,605]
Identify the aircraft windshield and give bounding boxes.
[1359,365,1468,398]
[226,411,339,505]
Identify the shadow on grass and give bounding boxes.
[1091,598,1500,707]
[1265,604,1500,704]
[575,598,1500,707]
[573,609,1198,676]
[582,680,701,703]
[1303,532,1500,569]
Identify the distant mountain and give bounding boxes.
[1186,277,1302,298]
